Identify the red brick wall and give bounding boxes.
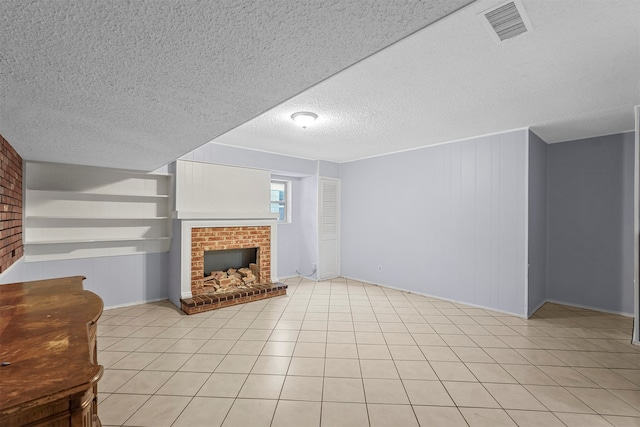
[0,134,23,273]
[191,226,271,295]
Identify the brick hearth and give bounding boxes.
[181,282,287,315]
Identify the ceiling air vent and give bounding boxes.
[480,0,533,43]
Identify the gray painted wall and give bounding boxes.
[182,142,317,176]
[547,132,635,314]
[168,219,182,307]
[621,134,635,316]
[298,175,319,279]
[341,130,528,316]
[0,253,169,308]
[528,131,548,316]
[276,177,304,278]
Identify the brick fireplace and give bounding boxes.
[190,226,271,295]
[178,219,286,315]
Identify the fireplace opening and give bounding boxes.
[202,247,261,292]
[205,247,257,275]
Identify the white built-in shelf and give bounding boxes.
[26,216,170,220]
[24,162,173,262]
[26,189,170,199]
[26,237,171,245]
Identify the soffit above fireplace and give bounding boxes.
[174,160,278,220]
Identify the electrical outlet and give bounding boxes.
[378,265,383,272]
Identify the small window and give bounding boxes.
[270,180,290,222]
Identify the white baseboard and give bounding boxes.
[340,275,635,319]
[277,274,302,281]
[340,275,528,318]
[544,298,634,317]
[104,297,169,311]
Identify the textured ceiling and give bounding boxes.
[0,0,473,171]
[215,0,640,162]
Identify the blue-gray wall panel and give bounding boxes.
[547,132,635,314]
[621,134,635,317]
[340,130,528,316]
[0,253,170,308]
[475,137,492,308]
[449,143,464,302]
[298,175,319,279]
[489,139,502,309]
[276,178,303,278]
[528,130,548,316]
[498,134,525,313]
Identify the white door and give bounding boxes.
[318,178,340,280]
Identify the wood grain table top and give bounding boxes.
[0,276,103,412]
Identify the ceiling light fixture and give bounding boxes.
[291,112,318,129]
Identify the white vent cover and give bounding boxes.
[479,0,533,43]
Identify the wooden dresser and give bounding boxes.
[0,276,104,427]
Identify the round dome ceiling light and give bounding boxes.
[291,112,318,129]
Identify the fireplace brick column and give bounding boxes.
[191,226,271,296]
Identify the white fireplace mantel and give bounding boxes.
[179,218,278,299]
[173,212,279,220]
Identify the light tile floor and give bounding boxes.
[97,277,640,426]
